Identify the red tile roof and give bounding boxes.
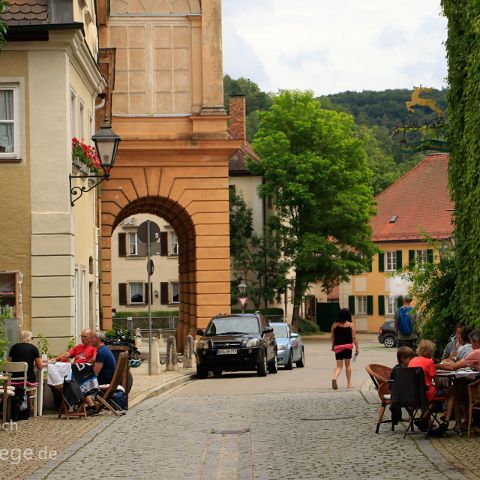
[372,153,453,242]
[229,141,260,175]
[1,0,49,25]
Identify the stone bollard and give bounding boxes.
[134,328,142,349]
[165,335,178,371]
[183,335,194,368]
[150,337,161,374]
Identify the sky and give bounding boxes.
[222,0,448,96]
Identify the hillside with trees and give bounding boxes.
[224,76,447,195]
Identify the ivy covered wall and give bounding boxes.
[442,1,480,326]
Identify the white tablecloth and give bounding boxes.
[47,363,72,386]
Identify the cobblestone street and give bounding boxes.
[27,337,478,480]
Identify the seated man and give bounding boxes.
[91,331,116,386]
[54,329,96,363]
[436,329,480,372]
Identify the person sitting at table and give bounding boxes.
[54,329,96,364]
[409,340,454,436]
[436,329,480,372]
[84,331,116,415]
[456,326,473,361]
[8,330,45,414]
[442,324,463,361]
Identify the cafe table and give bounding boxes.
[437,368,480,434]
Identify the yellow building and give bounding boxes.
[341,153,453,332]
[0,1,106,352]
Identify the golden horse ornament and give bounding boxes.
[406,86,444,117]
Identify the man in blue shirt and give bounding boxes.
[91,331,116,385]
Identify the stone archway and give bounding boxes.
[100,141,238,348]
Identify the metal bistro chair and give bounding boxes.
[365,364,393,433]
[5,361,39,417]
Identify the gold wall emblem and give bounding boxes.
[406,86,444,117]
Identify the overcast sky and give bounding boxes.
[222,0,448,95]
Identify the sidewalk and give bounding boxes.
[0,363,195,480]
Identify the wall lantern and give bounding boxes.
[69,117,121,206]
[238,281,247,295]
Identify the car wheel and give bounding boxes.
[212,368,222,378]
[257,350,268,377]
[296,348,305,368]
[285,351,293,370]
[196,363,208,379]
[267,353,278,374]
[383,335,396,348]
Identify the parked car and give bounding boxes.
[378,320,396,348]
[270,322,305,369]
[195,313,278,378]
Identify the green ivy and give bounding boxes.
[442,1,480,327]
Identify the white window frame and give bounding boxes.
[170,232,178,256]
[0,84,21,160]
[170,281,179,304]
[415,250,428,267]
[386,296,396,315]
[70,89,77,140]
[129,282,144,305]
[128,232,138,256]
[356,296,368,315]
[79,100,85,141]
[385,251,397,272]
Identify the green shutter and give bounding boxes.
[427,249,434,263]
[396,250,403,270]
[378,253,385,272]
[408,249,415,269]
[348,295,355,315]
[367,296,374,315]
[378,295,385,316]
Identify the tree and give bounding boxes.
[0,1,9,48]
[229,188,288,309]
[250,90,377,330]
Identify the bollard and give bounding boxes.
[134,328,142,349]
[127,316,133,331]
[150,337,161,374]
[183,335,194,368]
[166,335,178,371]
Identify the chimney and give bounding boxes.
[229,95,246,141]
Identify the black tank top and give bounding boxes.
[333,323,353,345]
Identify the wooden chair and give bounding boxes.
[5,362,39,417]
[365,364,393,433]
[467,379,480,437]
[0,374,14,421]
[95,352,128,417]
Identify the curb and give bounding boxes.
[301,335,329,342]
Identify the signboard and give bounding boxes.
[137,221,160,244]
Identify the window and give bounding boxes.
[356,296,368,315]
[0,86,20,158]
[386,296,396,315]
[415,250,428,266]
[79,101,85,141]
[385,252,397,272]
[170,232,178,255]
[170,282,179,304]
[129,282,144,304]
[128,232,138,256]
[70,89,76,139]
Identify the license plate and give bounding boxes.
[217,349,237,355]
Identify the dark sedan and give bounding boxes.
[378,319,396,348]
[195,313,278,378]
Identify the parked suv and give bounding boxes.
[195,313,277,378]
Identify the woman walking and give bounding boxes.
[331,308,359,389]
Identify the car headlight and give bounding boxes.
[277,344,287,351]
[197,339,209,350]
[245,338,260,348]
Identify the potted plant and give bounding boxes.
[35,334,50,361]
[72,137,101,174]
[67,336,76,350]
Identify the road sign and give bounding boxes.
[137,220,160,243]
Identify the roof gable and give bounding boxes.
[372,153,453,242]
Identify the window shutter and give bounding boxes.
[378,295,385,316]
[367,295,374,315]
[118,233,126,257]
[144,283,150,305]
[348,295,355,315]
[119,283,127,306]
[160,282,169,305]
[408,250,415,268]
[378,253,385,272]
[396,250,403,270]
[427,249,434,263]
[160,232,168,256]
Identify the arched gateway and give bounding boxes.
[97,0,240,346]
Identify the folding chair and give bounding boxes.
[95,352,128,417]
[5,362,39,417]
[365,364,393,433]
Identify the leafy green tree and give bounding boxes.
[229,188,288,309]
[250,90,377,330]
[0,1,9,47]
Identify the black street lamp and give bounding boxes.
[238,281,247,314]
[69,117,121,206]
